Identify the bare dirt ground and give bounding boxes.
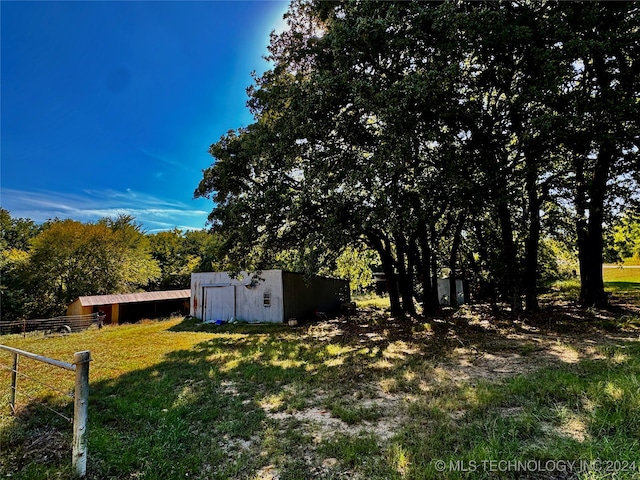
[248,295,640,479]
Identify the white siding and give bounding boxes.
[437,278,466,305]
[203,286,235,321]
[190,271,284,323]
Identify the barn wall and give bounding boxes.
[235,270,284,323]
[190,271,284,323]
[86,304,119,324]
[94,304,115,325]
[282,272,349,321]
[66,301,91,317]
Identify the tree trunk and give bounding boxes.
[382,252,402,316]
[430,224,440,308]
[396,234,416,315]
[576,145,612,308]
[577,226,607,308]
[523,160,540,312]
[418,223,437,315]
[497,200,522,312]
[448,217,464,308]
[474,221,500,311]
[369,235,402,316]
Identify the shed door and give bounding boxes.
[203,286,235,322]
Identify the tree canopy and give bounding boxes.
[1,212,213,321]
[19,216,161,317]
[196,0,639,313]
[0,208,380,321]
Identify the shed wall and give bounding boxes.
[437,278,466,305]
[190,271,284,323]
[93,304,117,325]
[67,301,92,317]
[67,297,188,325]
[282,272,348,321]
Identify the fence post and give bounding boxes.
[10,353,18,414]
[72,351,90,478]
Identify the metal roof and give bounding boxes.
[75,289,190,307]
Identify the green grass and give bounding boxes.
[2,310,640,479]
[551,266,640,304]
[354,292,391,310]
[603,267,640,285]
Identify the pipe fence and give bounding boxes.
[0,345,90,478]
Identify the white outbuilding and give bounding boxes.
[190,270,349,323]
[437,278,467,305]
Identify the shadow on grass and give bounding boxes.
[0,398,76,478]
[167,317,293,335]
[396,341,640,479]
[607,281,640,292]
[1,332,314,478]
[0,314,460,479]
[2,310,640,479]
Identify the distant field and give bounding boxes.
[354,293,391,310]
[618,256,640,266]
[603,265,640,284]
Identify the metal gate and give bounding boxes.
[0,345,90,477]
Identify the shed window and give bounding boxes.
[263,292,271,307]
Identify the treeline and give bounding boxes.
[2,203,637,324]
[0,209,380,321]
[196,1,639,316]
[0,210,221,322]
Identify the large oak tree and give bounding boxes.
[197,1,639,314]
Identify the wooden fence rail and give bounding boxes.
[0,344,90,478]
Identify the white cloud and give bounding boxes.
[1,188,210,231]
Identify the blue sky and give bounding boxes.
[1,0,288,232]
